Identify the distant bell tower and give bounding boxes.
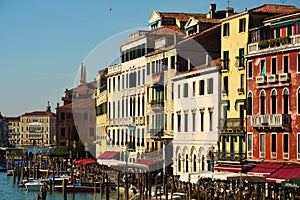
[80,63,87,85]
[46,101,51,112]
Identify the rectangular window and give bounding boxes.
[171,56,175,69]
[247,61,253,78]
[283,134,289,153]
[298,54,300,73]
[239,18,246,33]
[142,69,145,85]
[178,85,181,99]
[184,113,188,132]
[239,48,244,67]
[223,76,228,95]
[287,25,292,36]
[247,133,253,152]
[171,113,174,130]
[192,112,196,132]
[199,80,204,95]
[276,28,280,38]
[177,113,181,132]
[223,23,230,36]
[209,111,213,131]
[183,83,188,98]
[240,74,245,90]
[200,112,204,132]
[192,81,196,96]
[271,57,277,74]
[260,60,266,76]
[298,133,300,158]
[260,133,265,153]
[137,70,140,86]
[223,51,229,70]
[147,63,150,75]
[164,114,167,130]
[61,112,65,121]
[89,128,94,137]
[61,128,65,137]
[283,55,289,73]
[172,83,174,99]
[207,78,213,94]
[84,113,88,120]
[271,133,277,153]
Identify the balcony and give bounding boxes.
[251,114,291,131]
[28,133,43,140]
[150,99,164,110]
[220,118,245,133]
[248,34,300,55]
[256,76,266,84]
[278,73,291,82]
[267,74,278,83]
[215,152,246,162]
[149,129,164,138]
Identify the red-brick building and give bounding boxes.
[246,11,300,162]
[56,65,96,157]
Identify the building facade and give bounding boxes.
[246,11,300,162]
[7,117,20,146]
[217,4,298,171]
[0,113,8,147]
[19,104,56,146]
[172,59,221,175]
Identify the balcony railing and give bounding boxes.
[267,74,278,83]
[215,152,246,162]
[256,76,266,84]
[220,118,244,133]
[149,129,164,137]
[278,73,291,82]
[248,34,300,54]
[251,114,291,131]
[150,99,164,108]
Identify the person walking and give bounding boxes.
[39,182,48,200]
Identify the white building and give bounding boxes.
[172,59,221,175]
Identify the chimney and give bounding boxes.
[209,4,216,18]
[174,33,178,45]
[80,63,87,85]
[226,7,234,17]
[56,103,59,108]
[206,53,211,66]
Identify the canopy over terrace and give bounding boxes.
[267,163,300,183]
[247,162,285,177]
[74,158,98,167]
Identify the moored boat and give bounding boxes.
[24,179,49,191]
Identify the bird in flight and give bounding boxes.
[109,6,112,11]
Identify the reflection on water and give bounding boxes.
[0,172,119,200]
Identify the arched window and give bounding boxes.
[201,155,205,171]
[247,92,253,115]
[186,154,189,172]
[193,154,197,172]
[298,88,300,114]
[283,89,289,114]
[178,154,181,172]
[271,90,277,114]
[260,91,266,115]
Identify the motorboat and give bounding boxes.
[24,179,49,191]
[6,169,14,176]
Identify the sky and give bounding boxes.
[1,0,300,117]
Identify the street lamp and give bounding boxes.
[124,145,129,200]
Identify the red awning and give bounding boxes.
[97,151,119,159]
[74,158,97,167]
[214,165,242,173]
[248,162,284,177]
[136,159,159,166]
[267,164,300,183]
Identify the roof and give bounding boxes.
[147,25,184,35]
[251,4,298,14]
[21,111,56,117]
[5,117,20,121]
[160,12,206,22]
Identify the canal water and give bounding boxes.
[0,172,119,200]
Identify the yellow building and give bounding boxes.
[95,69,108,158]
[218,5,295,170]
[19,103,56,146]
